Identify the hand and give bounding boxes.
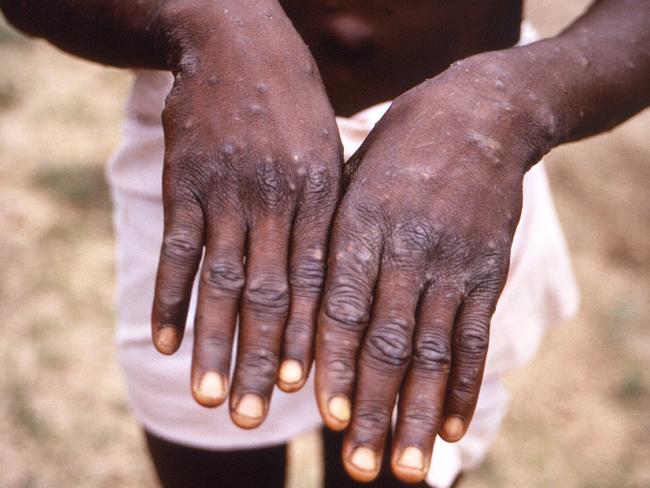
[150,4,342,429]
[315,53,554,482]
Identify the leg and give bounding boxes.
[144,429,287,488]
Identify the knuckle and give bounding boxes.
[434,235,474,269]
[193,332,230,357]
[413,332,451,372]
[304,162,335,198]
[243,276,290,313]
[473,251,509,286]
[324,355,356,384]
[200,259,245,297]
[254,159,289,209]
[161,227,202,267]
[455,327,489,359]
[156,287,186,314]
[353,403,392,433]
[165,147,212,181]
[395,218,437,251]
[238,346,278,382]
[448,373,479,404]
[324,282,370,329]
[387,218,439,266]
[347,199,385,231]
[283,320,311,346]
[290,254,325,296]
[401,405,441,427]
[363,319,413,367]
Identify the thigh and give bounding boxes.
[322,427,430,488]
[144,430,287,488]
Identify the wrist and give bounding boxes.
[158,0,297,74]
[442,46,573,170]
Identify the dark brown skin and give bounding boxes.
[2,0,649,483]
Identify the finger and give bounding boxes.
[342,266,422,483]
[229,217,290,429]
[190,213,246,407]
[439,286,499,443]
[151,197,204,355]
[315,208,382,431]
[279,163,339,392]
[391,288,461,483]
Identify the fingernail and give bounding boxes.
[195,372,227,405]
[278,359,303,385]
[441,416,465,441]
[236,393,264,419]
[156,326,179,354]
[350,447,377,472]
[328,395,351,423]
[397,446,425,471]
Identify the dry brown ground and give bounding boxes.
[1,2,648,487]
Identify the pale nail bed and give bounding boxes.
[441,416,465,441]
[397,446,425,471]
[196,371,226,403]
[156,326,179,353]
[236,393,264,419]
[327,395,351,423]
[278,359,303,384]
[350,446,377,472]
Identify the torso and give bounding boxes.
[279,0,524,115]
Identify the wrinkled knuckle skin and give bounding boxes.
[194,334,231,358]
[238,347,278,385]
[324,354,356,385]
[253,159,289,210]
[401,405,442,428]
[164,146,214,188]
[304,162,335,200]
[396,218,438,253]
[349,200,386,231]
[156,288,187,317]
[200,260,245,298]
[243,277,290,314]
[447,375,479,407]
[324,283,370,330]
[161,228,202,267]
[353,403,392,437]
[363,320,413,368]
[455,326,490,361]
[290,256,325,297]
[473,253,509,290]
[385,219,440,269]
[413,332,451,373]
[283,320,312,346]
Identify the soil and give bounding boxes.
[1,2,648,486]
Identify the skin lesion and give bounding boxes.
[200,260,246,298]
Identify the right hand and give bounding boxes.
[150,3,342,429]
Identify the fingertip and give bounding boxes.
[277,359,306,392]
[321,394,351,431]
[345,446,380,483]
[231,393,267,429]
[392,446,429,484]
[154,325,181,355]
[193,371,228,408]
[439,415,466,442]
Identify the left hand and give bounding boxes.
[315,52,554,483]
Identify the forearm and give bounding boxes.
[512,0,649,148]
[0,0,292,71]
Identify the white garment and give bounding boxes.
[107,22,579,487]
